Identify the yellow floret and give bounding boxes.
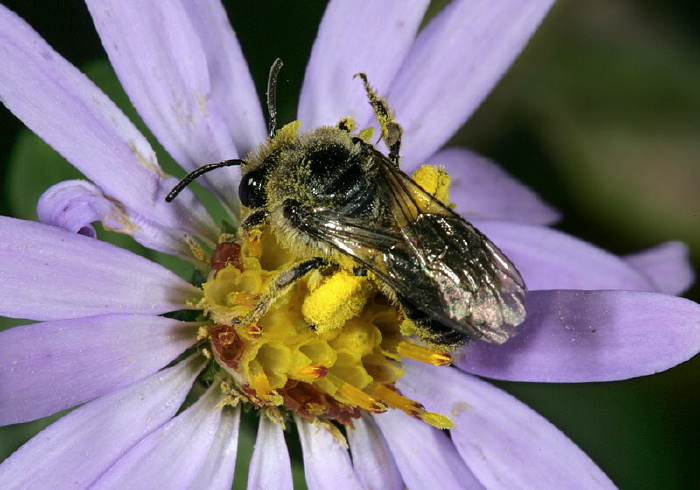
[202,228,455,429]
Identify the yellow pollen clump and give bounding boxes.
[200,226,454,429]
[411,164,452,207]
[302,269,376,333]
[358,126,374,143]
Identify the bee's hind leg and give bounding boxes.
[354,73,403,166]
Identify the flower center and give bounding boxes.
[197,164,456,429]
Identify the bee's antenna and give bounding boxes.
[267,58,283,137]
[165,159,244,202]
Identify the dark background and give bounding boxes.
[0,1,698,488]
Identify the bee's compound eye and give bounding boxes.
[239,168,267,208]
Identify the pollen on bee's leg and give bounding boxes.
[302,269,376,333]
[354,73,402,157]
[396,340,453,367]
[357,126,374,143]
[337,116,356,132]
[411,164,452,207]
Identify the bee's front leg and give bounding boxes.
[240,210,269,231]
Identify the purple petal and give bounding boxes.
[0,314,198,425]
[248,414,293,490]
[346,415,404,490]
[0,217,200,321]
[399,361,615,488]
[373,409,483,489]
[185,407,241,490]
[295,416,363,490]
[178,1,267,158]
[423,147,560,225]
[0,355,205,488]
[475,220,655,291]
[0,5,218,241]
[36,180,101,238]
[86,0,266,215]
[389,0,556,167]
[94,383,225,488]
[624,241,695,295]
[38,180,197,259]
[298,0,430,128]
[456,290,700,382]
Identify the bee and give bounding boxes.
[167,60,526,348]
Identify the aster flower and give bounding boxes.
[0,1,698,489]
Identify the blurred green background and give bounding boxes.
[0,0,698,488]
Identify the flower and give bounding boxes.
[1,1,699,489]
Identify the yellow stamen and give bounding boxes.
[372,384,422,416]
[254,373,283,405]
[186,234,207,262]
[338,382,387,413]
[421,411,455,430]
[396,340,453,367]
[264,407,287,429]
[232,292,259,307]
[296,364,328,380]
[197,326,210,341]
[244,323,263,339]
[372,384,454,429]
[246,230,263,258]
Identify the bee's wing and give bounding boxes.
[374,153,527,343]
[289,152,526,344]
